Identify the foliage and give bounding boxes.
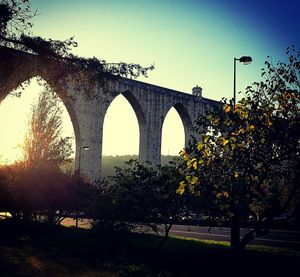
[0,0,154,97]
[0,165,12,210]
[101,155,179,177]
[0,162,95,224]
[91,160,159,234]
[0,83,95,224]
[22,83,73,170]
[91,159,187,241]
[180,46,300,250]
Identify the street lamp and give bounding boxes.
[233,56,252,108]
[76,145,90,227]
[78,146,90,175]
[231,56,252,248]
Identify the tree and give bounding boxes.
[22,84,73,170]
[179,46,300,251]
[153,161,188,248]
[0,165,12,212]
[91,159,187,246]
[91,160,161,234]
[0,160,95,225]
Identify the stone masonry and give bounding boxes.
[0,46,219,180]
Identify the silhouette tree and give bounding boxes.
[91,159,187,245]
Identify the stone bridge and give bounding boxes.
[0,46,219,180]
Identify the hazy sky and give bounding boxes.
[0,0,299,162]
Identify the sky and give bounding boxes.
[0,0,299,163]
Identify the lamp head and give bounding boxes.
[82,146,90,150]
[239,56,252,65]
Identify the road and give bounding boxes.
[2,214,298,251]
[169,224,300,251]
[61,218,300,251]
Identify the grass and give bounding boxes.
[0,220,299,276]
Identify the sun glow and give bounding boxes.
[0,78,75,165]
[102,94,139,156]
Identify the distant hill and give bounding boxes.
[101,155,180,177]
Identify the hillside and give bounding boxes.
[101,155,180,177]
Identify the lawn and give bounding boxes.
[0,220,299,276]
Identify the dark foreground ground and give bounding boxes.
[0,220,299,277]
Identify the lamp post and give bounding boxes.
[78,146,90,175]
[76,145,90,227]
[231,55,252,249]
[233,56,252,108]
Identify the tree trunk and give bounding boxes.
[154,223,172,253]
[230,209,240,251]
[239,216,273,249]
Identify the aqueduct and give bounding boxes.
[0,46,219,180]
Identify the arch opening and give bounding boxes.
[161,107,185,157]
[161,103,193,159]
[0,77,76,168]
[173,102,194,141]
[102,91,145,176]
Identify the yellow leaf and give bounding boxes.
[199,159,204,165]
[223,139,229,146]
[229,137,237,143]
[187,158,197,169]
[243,111,249,119]
[223,191,229,198]
[264,113,273,127]
[216,192,222,199]
[223,104,231,113]
[176,181,186,195]
[212,117,220,126]
[237,128,245,135]
[183,153,189,161]
[176,188,185,195]
[203,148,210,157]
[234,104,241,111]
[249,125,255,130]
[191,176,198,185]
[266,120,272,127]
[197,142,204,150]
[193,161,198,170]
[234,171,239,178]
[203,135,210,143]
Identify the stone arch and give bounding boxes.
[101,89,146,161]
[164,102,194,147]
[121,90,146,128]
[0,46,39,103]
[41,76,80,155]
[122,90,147,163]
[0,71,38,103]
[0,75,80,165]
